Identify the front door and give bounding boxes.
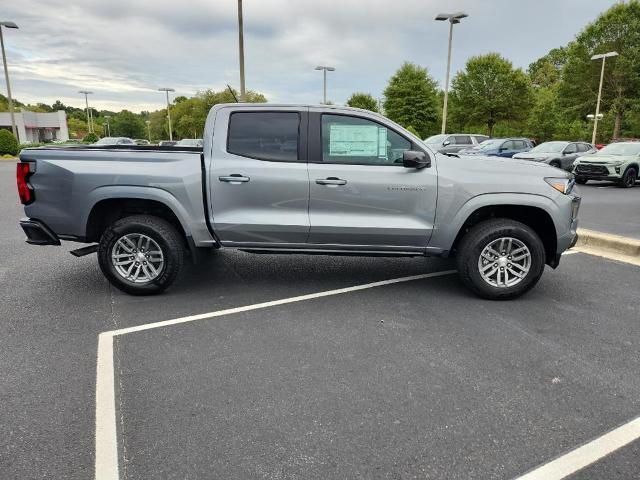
[208,107,310,245]
[307,111,437,249]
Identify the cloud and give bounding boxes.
[2,0,618,112]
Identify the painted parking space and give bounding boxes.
[102,253,640,479]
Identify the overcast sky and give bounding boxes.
[3,0,619,113]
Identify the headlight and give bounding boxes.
[545,177,575,195]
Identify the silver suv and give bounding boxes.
[424,133,489,154]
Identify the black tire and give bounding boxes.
[620,167,637,188]
[549,160,561,169]
[456,219,546,300]
[575,177,588,185]
[98,215,184,295]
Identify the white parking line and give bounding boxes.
[514,416,640,480]
[94,269,456,479]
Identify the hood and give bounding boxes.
[512,152,551,160]
[576,154,633,164]
[440,153,562,172]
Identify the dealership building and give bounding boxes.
[0,110,69,143]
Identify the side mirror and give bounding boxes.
[403,150,430,169]
[442,140,451,146]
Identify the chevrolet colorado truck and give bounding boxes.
[17,104,580,299]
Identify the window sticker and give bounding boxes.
[328,124,387,158]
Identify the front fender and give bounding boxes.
[429,192,565,253]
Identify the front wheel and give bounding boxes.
[456,219,546,300]
[620,167,637,188]
[575,177,588,185]
[98,215,184,295]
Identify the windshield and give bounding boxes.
[424,134,447,144]
[94,137,118,145]
[530,141,568,153]
[598,143,640,156]
[474,139,503,151]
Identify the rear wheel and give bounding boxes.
[620,167,637,188]
[98,215,184,295]
[456,219,546,300]
[549,160,561,169]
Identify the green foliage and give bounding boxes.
[528,47,568,88]
[83,132,99,143]
[558,0,640,139]
[383,62,439,138]
[68,118,88,139]
[449,53,533,136]
[0,129,19,156]
[526,87,560,142]
[110,110,145,138]
[346,92,379,112]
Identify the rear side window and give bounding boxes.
[227,112,300,161]
[454,135,472,145]
[474,135,489,143]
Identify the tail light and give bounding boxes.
[16,162,35,205]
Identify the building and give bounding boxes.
[0,110,69,144]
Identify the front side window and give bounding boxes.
[227,112,299,161]
[321,114,411,165]
[502,141,516,150]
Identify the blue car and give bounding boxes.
[459,137,534,158]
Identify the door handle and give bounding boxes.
[316,177,347,186]
[219,174,250,183]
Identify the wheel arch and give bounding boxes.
[442,198,559,267]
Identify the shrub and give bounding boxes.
[83,133,99,143]
[0,129,19,156]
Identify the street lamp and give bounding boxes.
[145,120,151,142]
[0,21,19,141]
[104,115,111,137]
[315,65,335,104]
[158,87,175,141]
[79,90,94,134]
[237,0,246,102]
[590,51,618,144]
[435,12,468,134]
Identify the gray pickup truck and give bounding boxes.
[17,104,580,299]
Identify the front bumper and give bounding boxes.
[20,218,61,246]
[573,163,621,180]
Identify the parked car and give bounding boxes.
[513,141,596,171]
[92,137,136,146]
[158,140,177,147]
[459,138,534,158]
[424,133,489,154]
[17,104,579,300]
[175,138,204,148]
[134,139,151,146]
[573,141,640,187]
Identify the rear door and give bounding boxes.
[208,106,310,245]
[306,110,437,249]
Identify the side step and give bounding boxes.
[70,244,99,257]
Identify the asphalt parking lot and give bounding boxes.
[1,160,639,479]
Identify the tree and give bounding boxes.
[558,1,640,139]
[528,47,568,89]
[346,92,379,112]
[110,110,145,138]
[67,117,88,139]
[526,87,560,142]
[383,62,439,138]
[449,53,533,136]
[0,129,19,156]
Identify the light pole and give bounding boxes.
[590,51,618,144]
[435,12,468,135]
[315,66,335,104]
[104,115,111,137]
[237,0,246,102]
[0,21,19,141]
[146,120,151,142]
[158,87,175,141]
[79,90,94,134]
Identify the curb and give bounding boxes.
[574,228,640,266]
